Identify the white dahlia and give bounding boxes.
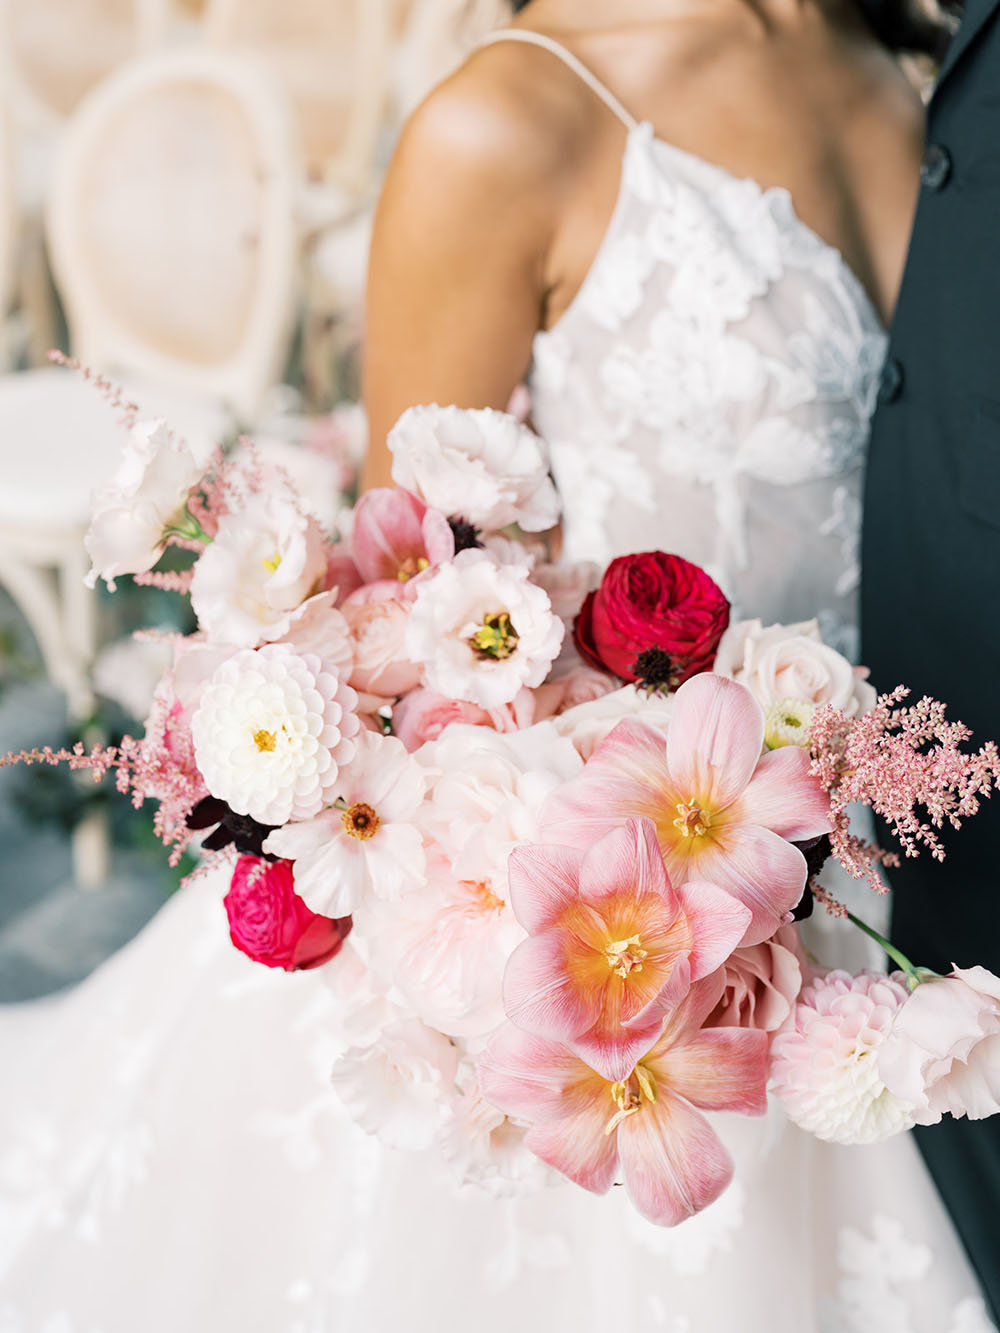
[405,549,563,709]
[388,404,561,532]
[769,970,917,1144]
[190,643,360,825]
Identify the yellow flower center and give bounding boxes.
[470,611,519,660]
[605,1064,658,1135]
[397,555,430,581]
[674,801,712,838]
[764,699,816,750]
[342,801,380,840]
[253,729,277,752]
[263,552,282,573]
[604,934,648,979]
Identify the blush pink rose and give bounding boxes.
[705,925,804,1039]
[224,856,352,971]
[392,686,535,751]
[878,965,1000,1124]
[532,664,618,721]
[341,581,423,700]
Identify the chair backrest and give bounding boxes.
[0,94,14,365]
[389,0,505,123]
[204,0,393,194]
[45,47,301,423]
[0,0,169,124]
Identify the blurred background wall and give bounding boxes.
[0,0,508,997]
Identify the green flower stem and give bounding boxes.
[844,909,923,986]
[165,506,211,544]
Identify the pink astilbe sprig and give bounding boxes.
[133,567,195,593]
[809,685,1000,901]
[48,349,139,431]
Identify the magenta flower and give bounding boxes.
[503,818,751,1080]
[542,674,832,945]
[352,487,454,588]
[479,980,768,1227]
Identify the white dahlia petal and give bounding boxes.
[191,643,359,825]
[405,549,564,709]
[770,969,917,1144]
[388,404,561,532]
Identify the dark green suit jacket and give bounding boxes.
[862,0,1000,1318]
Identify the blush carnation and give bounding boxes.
[574,552,730,686]
[388,404,561,533]
[224,856,352,971]
[191,643,360,826]
[769,969,917,1144]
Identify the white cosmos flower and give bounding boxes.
[190,643,360,825]
[190,485,328,647]
[329,1018,459,1150]
[85,419,203,588]
[388,404,561,532]
[405,549,563,709]
[263,730,428,917]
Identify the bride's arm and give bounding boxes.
[361,61,566,490]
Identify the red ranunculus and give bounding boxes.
[224,856,352,971]
[573,552,729,686]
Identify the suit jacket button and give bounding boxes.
[878,357,904,404]
[921,143,952,190]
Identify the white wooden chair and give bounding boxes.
[0,48,302,885]
[0,93,16,372]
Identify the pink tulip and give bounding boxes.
[479,978,768,1227]
[503,818,751,1080]
[541,674,832,945]
[352,487,454,588]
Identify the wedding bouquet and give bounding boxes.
[9,393,1000,1228]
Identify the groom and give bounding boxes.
[862,0,1000,1320]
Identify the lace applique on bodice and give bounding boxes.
[526,118,887,658]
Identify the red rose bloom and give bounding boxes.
[573,552,729,686]
[224,856,352,971]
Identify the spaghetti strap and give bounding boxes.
[477,29,639,132]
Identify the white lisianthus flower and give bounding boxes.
[770,970,917,1144]
[190,486,328,647]
[388,404,561,532]
[263,730,428,917]
[329,1018,459,1151]
[405,549,563,709]
[190,643,360,825]
[85,419,203,588]
[714,618,876,743]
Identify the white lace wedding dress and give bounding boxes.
[0,30,995,1333]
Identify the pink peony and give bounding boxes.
[392,686,535,751]
[224,856,352,971]
[705,924,804,1038]
[503,818,751,1080]
[542,673,832,945]
[879,965,1000,1124]
[352,486,454,586]
[770,969,916,1144]
[341,581,423,700]
[479,979,768,1227]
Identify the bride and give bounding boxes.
[1,1,995,1330]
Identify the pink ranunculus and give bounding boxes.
[705,924,804,1038]
[479,978,768,1227]
[392,687,536,751]
[341,581,423,700]
[352,486,454,587]
[224,856,352,971]
[573,552,730,686]
[504,817,751,1080]
[878,965,1000,1124]
[542,673,832,946]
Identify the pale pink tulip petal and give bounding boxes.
[666,674,764,810]
[540,719,674,850]
[683,823,807,946]
[653,1028,769,1114]
[674,880,753,981]
[503,929,602,1040]
[524,1106,620,1195]
[478,1023,595,1124]
[577,816,677,909]
[617,1091,733,1226]
[507,842,587,934]
[729,746,832,840]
